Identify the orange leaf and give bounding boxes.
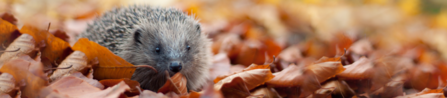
[49,51,89,82]
[307,61,345,82]
[266,65,306,87]
[1,13,17,25]
[215,77,250,98]
[0,55,48,97]
[99,78,141,96]
[72,38,135,80]
[51,30,69,42]
[250,87,281,98]
[396,88,445,98]
[0,18,20,52]
[214,69,274,90]
[337,57,373,79]
[0,34,36,65]
[158,72,188,95]
[19,25,72,66]
[214,63,271,83]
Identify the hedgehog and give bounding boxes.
[77,5,212,92]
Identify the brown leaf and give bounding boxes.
[396,88,445,98]
[1,13,17,25]
[138,90,168,98]
[215,77,250,98]
[214,63,271,83]
[0,34,36,66]
[306,87,335,98]
[250,87,281,98]
[158,72,188,95]
[278,45,303,63]
[99,78,141,97]
[43,76,131,98]
[214,69,274,91]
[0,55,48,97]
[266,64,306,87]
[0,18,20,53]
[19,25,72,67]
[0,73,16,95]
[72,38,135,80]
[210,53,232,80]
[307,61,345,83]
[51,30,70,42]
[70,72,104,89]
[49,51,89,82]
[321,80,355,98]
[337,57,373,79]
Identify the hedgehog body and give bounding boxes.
[78,5,212,91]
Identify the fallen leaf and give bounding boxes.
[250,87,281,98]
[0,73,15,96]
[43,76,131,98]
[337,57,373,79]
[396,88,445,98]
[50,51,89,82]
[214,69,274,90]
[1,13,17,25]
[0,34,36,66]
[70,72,104,89]
[321,80,355,98]
[51,30,70,42]
[158,72,188,95]
[72,38,135,80]
[210,53,232,80]
[214,63,271,83]
[215,77,250,98]
[307,61,345,83]
[278,45,303,63]
[0,18,20,54]
[0,55,48,97]
[19,25,73,67]
[266,64,306,87]
[306,87,335,98]
[137,90,168,98]
[99,78,141,97]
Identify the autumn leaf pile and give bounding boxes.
[2,0,447,98]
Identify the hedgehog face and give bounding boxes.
[122,20,210,91]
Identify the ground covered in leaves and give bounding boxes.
[1,0,447,98]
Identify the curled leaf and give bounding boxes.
[0,34,36,65]
[0,73,15,95]
[50,51,89,82]
[158,72,188,95]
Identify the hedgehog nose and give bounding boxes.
[169,61,182,73]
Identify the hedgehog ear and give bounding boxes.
[133,28,143,44]
[196,24,201,34]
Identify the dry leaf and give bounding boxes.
[1,13,17,25]
[99,78,141,97]
[43,76,131,98]
[250,87,281,98]
[214,69,274,90]
[215,77,250,98]
[337,57,373,79]
[214,63,270,83]
[210,53,232,80]
[137,90,168,98]
[0,34,36,66]
[50,51,89,82]
[0,18,20,54]
[0,73,15,95]
[72,38,135,80]
[396,88,445,98]
[306,87,335,98]
[19,25,73,67]
[0,55,48,97]
[307,61,345,83]
[70,72,104,89]
[158,72,188,95]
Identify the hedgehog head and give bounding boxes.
[120,15,211,92]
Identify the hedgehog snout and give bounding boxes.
[169,61,182,73]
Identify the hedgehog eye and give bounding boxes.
[186,45,191,51]
[134,29,142,44]
[155,47,160,53]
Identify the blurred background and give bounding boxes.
[2,0,447,67]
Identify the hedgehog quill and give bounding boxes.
[77,5,212,91]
